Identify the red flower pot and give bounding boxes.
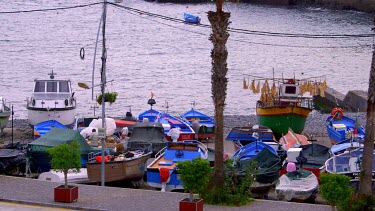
[54,185,78,203]
[179,198,203,211]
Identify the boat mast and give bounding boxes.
[100,0,107,187]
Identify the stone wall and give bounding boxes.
[315,0,375,13]
[313,86,368,112]
[240,0,375,13]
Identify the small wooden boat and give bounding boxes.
[325,107,365,145]
[279,128,310,151]
[180,107,215,140]
[275,168,319,202]
[86,141,152,183]
[183,13,201,24]
[146,140,208,192]
[325,148,375,187]
[33,120,67,139]
[225,125,285,159]
[232,140,278,160]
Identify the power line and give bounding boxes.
[108,3,372,49]
[0,2,102,14]
[108,2,373,39]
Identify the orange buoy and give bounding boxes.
[331,107,344,120]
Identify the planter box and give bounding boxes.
[54,185,78,203]
[179,198,203,211]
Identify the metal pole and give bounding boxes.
[11,105,13,146]
[100,0,107,187]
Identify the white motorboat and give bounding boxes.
[26,71,76,127]
[38,168,91,184]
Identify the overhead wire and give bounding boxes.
[108,2,373,49]
[0,2,373,49]
[108,2,373,39]
[0,2,102,14]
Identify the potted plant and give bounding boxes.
[46,141,81,203]
[97,92,118,105]
[176,157,211,211]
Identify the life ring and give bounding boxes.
[331,107,343,120]
[80,47,85,60]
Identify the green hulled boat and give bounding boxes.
[256,103,312,140]
[0,97,11,135]
[245,76,326,140]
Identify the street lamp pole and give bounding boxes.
[100,0,107,187]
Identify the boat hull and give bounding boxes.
[86,153,151,183]
[256,106,311,139]
[276,170,319,202]
[27,108,76,127]
[180,109,215,140]
[146,141,208,191]
[325,115,365,145]
[0,113,10,134]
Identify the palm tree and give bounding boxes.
[359,29,375,196]
[207,0,230,188]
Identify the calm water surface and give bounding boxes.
[0,0,373,119]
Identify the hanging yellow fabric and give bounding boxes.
[250,80,255,92]
[271,83,277,97]
[243,78,248,89]
[260,92,266,102]
[255,81,261,93]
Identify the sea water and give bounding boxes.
[0,0,373,119]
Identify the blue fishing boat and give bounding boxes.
[155,111,195,141]
[226,125,286,160]
[325,107,365,145]
[232,142,282,194]
[146,140,208,192]
[180,107,215,141]
[330,141,363,155]
[325,148,375,188]
[138,98,160,123]
[33,120,67,139]
[232,140,278,160]
[183,13,201,24]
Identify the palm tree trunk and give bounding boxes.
[208,10,230,188]
[359,45,375,195]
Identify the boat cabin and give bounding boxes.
[32,79,73,99]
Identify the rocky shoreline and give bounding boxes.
[0,111,367,145]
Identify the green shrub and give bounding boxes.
[339,194,375,211]
[200,159,257,206]
[46,141,81,188]
[177,157,211,201]
[320,173,354,207]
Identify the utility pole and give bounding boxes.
[100,0,107,187]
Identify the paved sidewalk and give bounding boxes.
[0,176,332,211]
